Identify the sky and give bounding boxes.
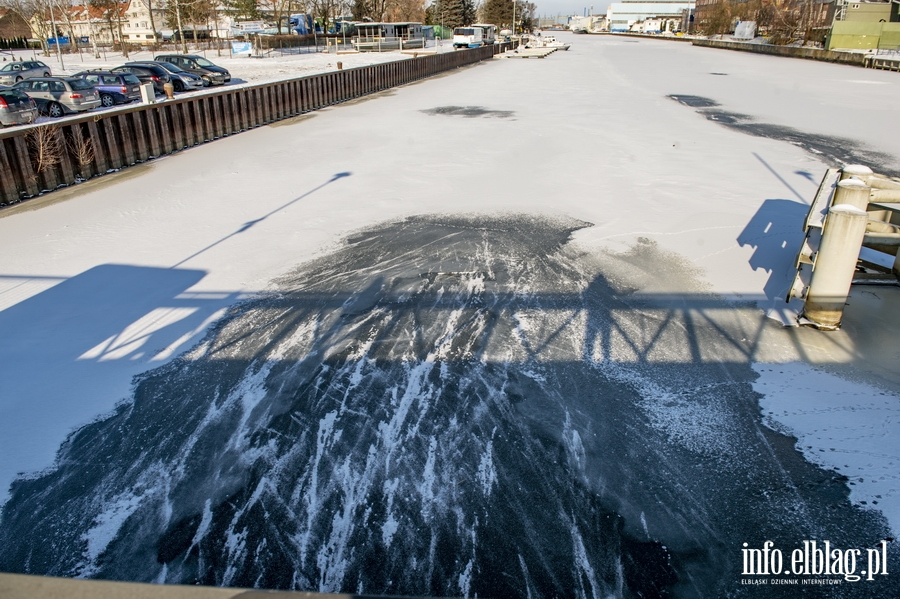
[534,1,611,18]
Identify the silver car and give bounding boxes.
[0,87,38,127]
[138,61,204,92]
[0,61,52,85]
[13,77,101,117]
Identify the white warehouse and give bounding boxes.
[606,0,695,33]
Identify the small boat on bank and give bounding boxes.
[525,34,571,51]
[542,35,571,50]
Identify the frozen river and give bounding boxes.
[0,34,898,596]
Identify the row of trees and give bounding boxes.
[0,0,132,56]
[183,0,428,36]
[698,0,831,44]
[424,0,535,31]
[0,0,536,52]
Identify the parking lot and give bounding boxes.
[0,43,432,128]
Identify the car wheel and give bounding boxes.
[42,72,50,77]
[47,102,63,118]
[15,76,22,82]
[100,94,115,107]
[173,80,184,92]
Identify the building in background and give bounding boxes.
[834,0,893,22]
[537,15,572,28]
[120,0,166,43]
[606,0,695,32]
[0,8,34,45]
[827,0,900,50]
[568,14,607,31]
[694,0,837,41]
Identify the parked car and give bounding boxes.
[72,71,142,106]
[130,61,203,92]
[111,63,171,94]
[0,61,51,85]
[0,87,38,127]
[153,54,230,86]
[12,77,101,117]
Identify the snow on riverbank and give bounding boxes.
[2,43,435,85]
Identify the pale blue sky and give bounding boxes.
[533,0,611,18]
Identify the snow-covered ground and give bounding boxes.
[0,33,898,590]
[2,41,445,85]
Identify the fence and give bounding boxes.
[866,51,900,72]
[691,38,869,67]
[0,43,515,206]
[255,34,353,53]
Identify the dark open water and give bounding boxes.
[0,215,894,597]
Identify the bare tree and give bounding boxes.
[253,0,294,33]
[1,0,53,54]
[308,0,340,31]
[144,0,160,45]
[352,0,390,22]
[54,0,82,58]
[703,0,732,35]
[386,0,425,22]
[26,123,62,178]
[166,0,214,50]
[66,125,95,178]
[90,0,129,58]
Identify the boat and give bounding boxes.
[541,35,571,50]
[525,34,571,51]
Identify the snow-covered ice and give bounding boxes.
[1,33,899,595]
[755,363,900,533]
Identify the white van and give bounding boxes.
[453,27,484,48]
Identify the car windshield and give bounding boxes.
[0,64,21,72]
[123,74,141,84]
[68,79,95,91]
[0,90,29,102]
[194,57,216,67]
[157,62,183,73]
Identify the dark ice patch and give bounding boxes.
[724,120,899,177]
[0,215,895,599]
[157,513,202,564]
[702,109,752,125]
[666,94,720,108]
[421,106,515,118]
[668,94,899,176]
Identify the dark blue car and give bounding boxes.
[72,71,143,107]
